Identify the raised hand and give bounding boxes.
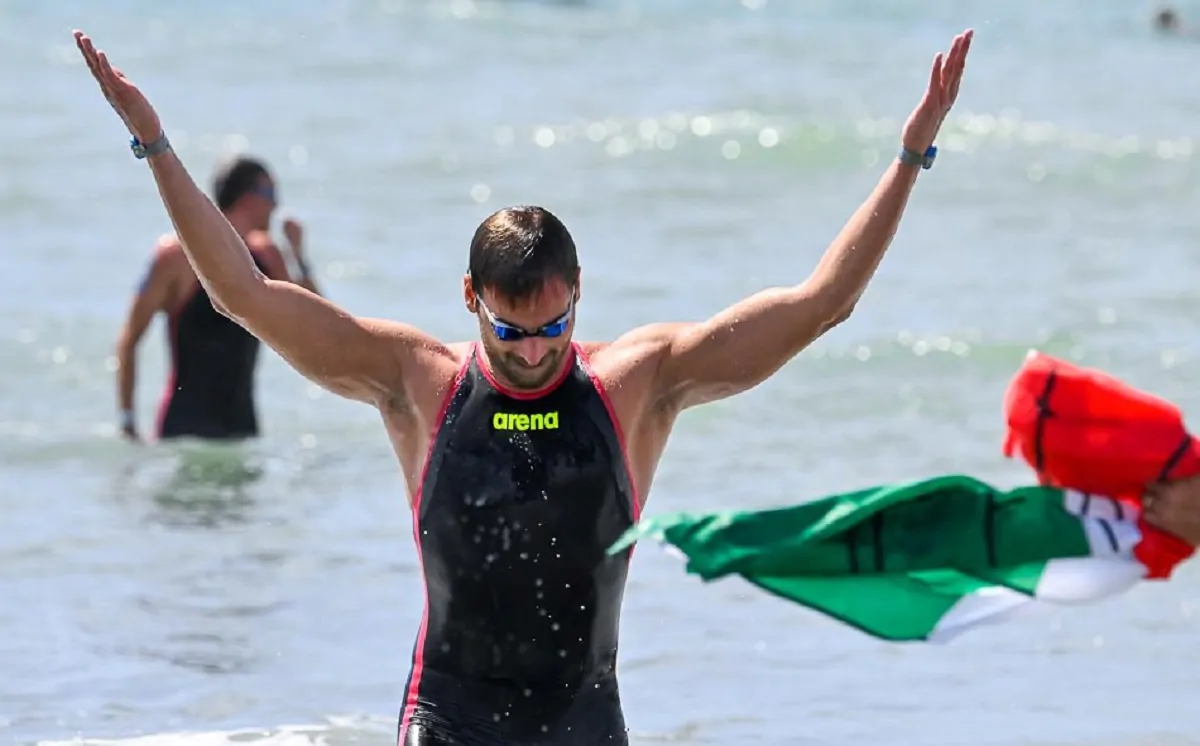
[74,30,162,144]
[282,217,305,254]
[900,29,973,154]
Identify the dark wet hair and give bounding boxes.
[468,206,580,301]
[211,155,272,211]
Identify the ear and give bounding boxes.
[574,269,582,303]
[463,273,477,313]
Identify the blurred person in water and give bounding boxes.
[114,155,321,441]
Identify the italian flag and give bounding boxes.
[610,475,1159,643]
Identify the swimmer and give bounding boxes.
[75,27,971,744]
[114,156,322,441]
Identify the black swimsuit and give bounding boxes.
[155,259,267,441]
[399,343,640,745]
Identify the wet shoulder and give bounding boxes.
[576,323,682,392]
[399,339,473,421]
[147,234,196,308]
[573,326,681,428]
[151,233,186,264]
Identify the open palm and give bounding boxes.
[74,30,162,144]
[901,29,973,154]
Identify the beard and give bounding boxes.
[483,340,567,392]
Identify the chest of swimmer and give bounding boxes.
[417,373,634,677]
[422,374,632,568]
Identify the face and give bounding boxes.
[246,175,278,230]
[464,275,579,392]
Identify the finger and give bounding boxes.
[78,34,103,82]
[947,68,964,105]
[97,51,119,90]
[78,36,120,108]
[80,37,114,101]
[73,30,89,63]
[96,51,136,111]
[926,52,944,105]
[950,29,972,63]
[944,33,968,82]
[73,30,92,63]
[945,35,971,104]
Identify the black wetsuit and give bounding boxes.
[399,343,639,746]
[155,275,262,441]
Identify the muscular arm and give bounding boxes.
[143,149,420,405]
[655,159,922,410]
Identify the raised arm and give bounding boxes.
[654,30,973,411]
[75,31,424,406]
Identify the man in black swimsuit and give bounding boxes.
[75,27,971,744]
[114,155,321,441]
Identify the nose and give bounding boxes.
[515,337,549,366]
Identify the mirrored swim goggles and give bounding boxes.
[478,292,575,342]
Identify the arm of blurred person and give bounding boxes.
[249,229,321,297]
[281,217,321,296]
[114,240,185,440]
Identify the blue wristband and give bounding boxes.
[130,133,171,160]
[898,144,937,170]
